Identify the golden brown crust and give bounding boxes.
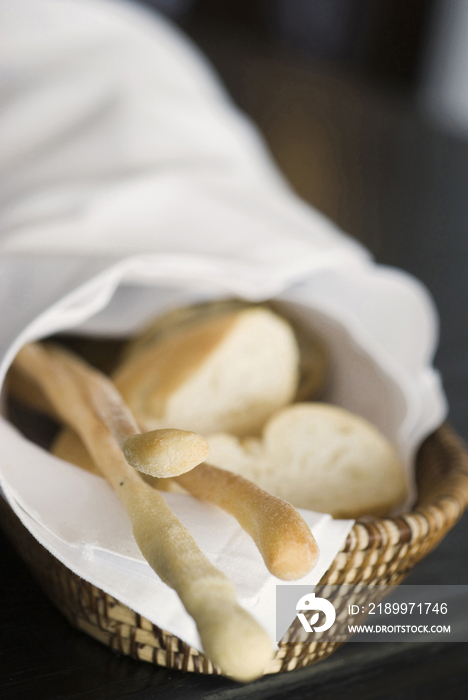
[113,312,240,422]
[120,298,329,407]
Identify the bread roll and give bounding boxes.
[121,299,329,405]
[207,403,408,519]
[113,306,300,437]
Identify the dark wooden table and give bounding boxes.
[2,10,468,700]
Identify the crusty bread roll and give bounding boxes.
[113,306,300,437]
[207,403,408,519]
[120,298,329,405]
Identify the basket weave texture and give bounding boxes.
[2,424,468,675]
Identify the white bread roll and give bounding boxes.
[113,307,300,437]
[207,403,408,519]
[119,298,329,405]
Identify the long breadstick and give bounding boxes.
[13,343,273,681]
[175,464,319,580]
[52,426,319,578]
[34,348,319,579]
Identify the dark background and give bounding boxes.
[2,1,468,698]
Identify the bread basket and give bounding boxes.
[1,422,468,675]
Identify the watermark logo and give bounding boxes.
[296,592,336,633]
[276,585,464,643]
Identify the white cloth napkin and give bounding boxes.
[0,0,447,651]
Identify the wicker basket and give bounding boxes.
[1,423,468,676]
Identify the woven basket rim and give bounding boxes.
[336,423,468,561]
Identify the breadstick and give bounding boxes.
[175,463,319,580]
[51,403,319,579]
[31,344,319,580]
[53,411,319,578]
[13,343,273,681]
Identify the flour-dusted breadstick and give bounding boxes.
[12,343,273,681]
[31,343,319,580]
[118,477,274,681]
[51,398,319,578]
[174,463,319,580]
